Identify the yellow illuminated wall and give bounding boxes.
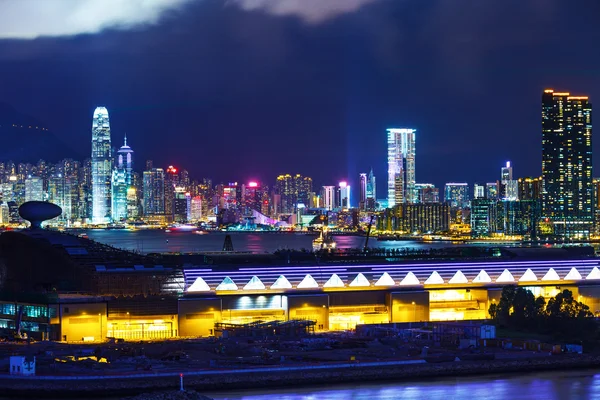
[107,315,178,340]
[389,291,429,323]
[429,289,487,321]
[56,302,107,342]
[288,294,329,331]
[179,298,222,337]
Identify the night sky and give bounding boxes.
[1,0,599,197]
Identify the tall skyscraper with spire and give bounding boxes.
[112,135,133,222]
[91,107,112,224]
[387,128,416,207]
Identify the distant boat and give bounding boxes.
[78,233,88,239]
[165,229,171,233]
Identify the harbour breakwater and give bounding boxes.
[2,355,600,398]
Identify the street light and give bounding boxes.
[98,313,102,341]
[411,301,416,322]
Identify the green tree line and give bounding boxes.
[489,286,596,340]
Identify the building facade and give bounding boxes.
[542,89,593,238]
[91,107,112,224]
[387,128,416,206]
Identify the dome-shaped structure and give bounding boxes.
[18,201,62,229]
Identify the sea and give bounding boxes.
[205,369,600,400]
[84,230,489,254]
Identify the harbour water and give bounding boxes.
[84,230,485,254]
[207,369,600,400]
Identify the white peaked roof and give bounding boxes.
[400,272,420,286]
[216,276,238,291]
[424,271,444,285]
[519,268,538,282]
[375,272,395,286]
[271,275,292,289]
[496,269,515,283]
[349,273,370,287]
[449,270,468,284]
[542,268,561,281]
[324,274,345,288]
[586,267,600,280]
[243,276,266,290]
[473,270,492,283]
[564,267,582,280]
[188,277,211,292]
[297,274,319,289]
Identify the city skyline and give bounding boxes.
[1,1,599,188]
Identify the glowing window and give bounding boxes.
[297,274,319,289]
[519,269,538,282]
[187,277,211,292]
[374,272,395,286]
[216,276,238,291]
[243,276,265,290]
[271,275,292,289]
[324,274,345,288]
[472,270,492,283]
[424,271,444,285]
[349,273,370,287]
[400,272,420,286]
[541,268,560,281]
[448,270,468,284]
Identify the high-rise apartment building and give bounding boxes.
[485,182,498,200]
[542,89,593,237]
[473,184,485,200]
[322,186,336,211]
[415,183,439,204]
[275,174,312,214]
[387,128,416,206]
[91,107,112,224]
[359,173,367,210]
[337,181,351,210]
[501,161,518,201]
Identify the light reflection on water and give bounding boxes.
[84,230,488,254]
[207,370,600,400]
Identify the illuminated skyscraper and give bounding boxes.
[117,134,134,186]
[91,107,112,224]
[322,186,335,211]
[25,176,44,202]
[111,169,127,222]
[337,181,351,210]
[143,168,165,216]
[444,183,469,208]
[501,161,518,201]
[387,128,416,207]
[542,89,593,237]
[359,173,367,210]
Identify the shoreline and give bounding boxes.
[2,355,599,398]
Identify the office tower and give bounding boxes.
[444,183,469,208]
[322,186,336,211]
[337,181,351,210]
[518,177,542,201]
[164,166,179,219]
[473,184,485,199]
[91,107,112,224]
[501,161,518,201]
[297,175,313,208]
[111,169,128,222]
[415,183,439,204]
[359,173,367,210]
[387,128,416,206]
[485,182,498,200]
[190,196,202,221]
[497,200,540,236]
[143,168,165,216]
[25,176,44,202]
[542,89,593,237]
[0,203,8,224]
[48,173,67,221]
[126,187,138,219]
[173,187,190,223]
[379,203,450,233]
[117,135,134,186]
[471,199,498,237]
[222,183,238,210]
[366,168,376,210]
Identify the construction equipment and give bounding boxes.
[363,214,375,252]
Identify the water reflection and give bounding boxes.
[208,371,600,400]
